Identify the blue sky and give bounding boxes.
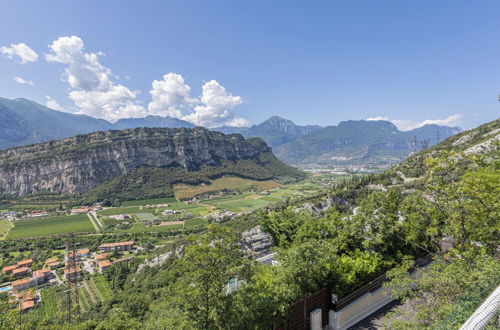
[1,1,499,129]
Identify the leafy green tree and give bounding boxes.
[232,265,293,329]
[420,152,499,258]
[259,208,308,247]
[384,253,500,329]
[165,225,246,329]
[0,300,17,330]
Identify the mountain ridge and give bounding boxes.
[0,127,304,199]
[0,97,462,167]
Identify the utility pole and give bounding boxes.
[420,139,430,149]
[65,233,80,323]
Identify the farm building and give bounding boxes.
[30,210,48,217]
[70,206,91,215]
[99,241,135,252]
[111,214,131,220]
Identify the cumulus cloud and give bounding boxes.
[0,43,38,64]
[148,73,194,118]
[45,36,146,122]
[367,114,463,131]
[45,96,66,111]
[185,80,248,127]
[148,74,249,127]
[13,76,34,86]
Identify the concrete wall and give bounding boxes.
[328,286,394,330]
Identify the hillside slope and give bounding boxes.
[0,97,114,149]
[0,127,304,198]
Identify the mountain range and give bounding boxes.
[0,97,462,166]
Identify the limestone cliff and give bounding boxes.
[0,127,300,196]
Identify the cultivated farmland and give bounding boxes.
[173,176,280,199]
[0,220,11,239]
[6,214,95,239]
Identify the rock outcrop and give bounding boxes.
[0,127,286,196]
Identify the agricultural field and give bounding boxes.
[121,197,176,207]
[118,222,184,233]
[184,218,208,228]
[98,206,143,216]
[79,276,113,311]
[0,220,11,239]
[173,176,280,199]
[25,276,114,324]
[203,194,272,212]
[135,213,160,221]
[6,214,95,239]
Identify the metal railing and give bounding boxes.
[460,285,500,330]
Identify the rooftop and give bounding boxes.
[99,241,134,248]
[64,266,81,274]
[20,300,35,310]
[98,260,112,267]
[3,265,17,272]
[12,267,29,275]
[12,278,31,286]
[17,259,33,266]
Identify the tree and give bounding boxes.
[0,300,17,330]
[384,253,500,329]
[166,225,246,329]
[420,152,499,258]
[259,208,307,247]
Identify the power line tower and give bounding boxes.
[65,233,80,323]
[410,135,418,153]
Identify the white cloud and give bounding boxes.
[45,36,146,122]
[148,73,194,118]
[45,96,66,111]
[13,76,34,86]
[148,74,250,127]
[367,114,463,131]
[184,80,248,127]
[0,43,38,64]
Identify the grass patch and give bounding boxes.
[6,214,95,239]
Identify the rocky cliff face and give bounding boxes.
[0,127,272,196]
